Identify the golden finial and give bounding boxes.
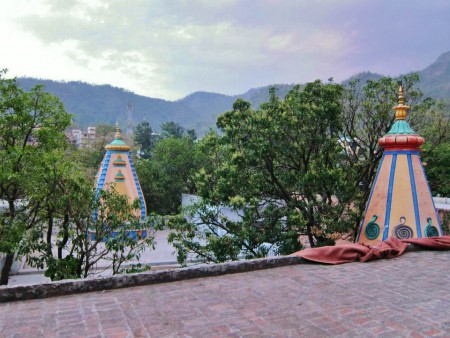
[115,122,122,139]
[398,86,405,105]
[394,85,409,120]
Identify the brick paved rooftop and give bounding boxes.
[1,250,449,337]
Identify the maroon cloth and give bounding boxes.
[291,236,450,264]
[401,236,450,250]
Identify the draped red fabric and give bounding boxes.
[401,236,450,250]
[291,236,450,264]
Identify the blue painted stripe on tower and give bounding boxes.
[93,151,112,221]
[95,151,111,194]
[384,150,420,155]
[419,158,445,236]
[127,153,146,218]
[383,154,397,241]
[356,153,385,242]
[408,154,422,237]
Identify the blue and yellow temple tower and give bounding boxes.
[94,124,147,220]
[357,87,444,245]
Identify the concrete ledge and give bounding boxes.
[0,256,305,303]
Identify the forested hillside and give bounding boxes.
[17,51,450,135]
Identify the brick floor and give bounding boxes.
[1,250,449,337]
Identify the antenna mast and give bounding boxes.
[126,101,133,137]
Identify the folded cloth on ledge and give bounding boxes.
[401,236,450,250]
[291,236,450,264]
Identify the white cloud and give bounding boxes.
[1,0,449,99]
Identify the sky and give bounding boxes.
[1,0,449,100]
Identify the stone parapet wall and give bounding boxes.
[0,256,304,303]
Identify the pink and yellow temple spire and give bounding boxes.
[94,123,147,220]
[357,86,444,244]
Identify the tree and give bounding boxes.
[133,121,160,159]
[160,121,185,139]
[0,70,72,284]
[21,158,154,280]
[186,128,197,141]
[136,136,202,215]
[423,143,450,196]
[167,81,353,265]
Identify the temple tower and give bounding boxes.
[357,87,444,245]
[94,124,146,219]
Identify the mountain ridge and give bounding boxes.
[16,51,450,135]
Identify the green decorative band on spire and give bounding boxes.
[109,139,128,146]
[386,120,417,135]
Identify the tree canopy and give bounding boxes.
[0,70,72,284]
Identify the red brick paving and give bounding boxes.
[1,250,449,337]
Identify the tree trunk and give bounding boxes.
[58,213,70,259]
[306,223,315,248]
[0,253,14,285]
[1,199,17,285]
[46,209,54,256]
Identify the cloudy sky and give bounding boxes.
[1,0,449,100]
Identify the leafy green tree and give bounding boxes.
[160,121,185,139]
[418,100,450,197]
[133,121,160,159]
[0,70,72,284]
[136,136,201,215]
[186,128,197,141]
[22,159,154,280]
[167,81,354,264]
[423,143,450,196]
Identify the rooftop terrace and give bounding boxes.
[1,250,449,337]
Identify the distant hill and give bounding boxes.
[239,84,297,107]
[419,51,450,99]
[16,78,298,136]
[342,71,383,86]
[175,92,236,133]
[17,78,195,131]
[17,51,450,135]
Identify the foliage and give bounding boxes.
[136,136,203,215]
[44,255,79,281]
[0,70,72,284]
[423,143,450,196]
[133,121,160,159]
[161,121,197,141]
[1,71,155,284]
[120,263,151,274]
[161,121,186,139]
[21,162,155,280]
[167,81,355,265]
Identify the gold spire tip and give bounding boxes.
[394,85,409,120]
[398,86,405,105]
[115,122,122,139]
